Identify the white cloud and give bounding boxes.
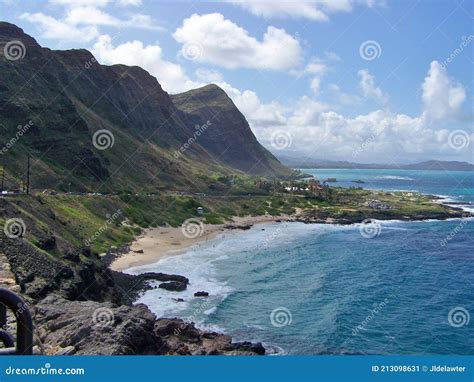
[65,6,121,26]
[118,0,141,6]
[324,51,342,61]
[358,69,388,104]
[50,0,110,7]
[287,96,331,126]
[328,83,361,105]
[173,13,302,70]
[20,12,99,42]
[290,60,329,95]
[195,68,224,83]
[20,0,160,43]
[229,0,331,21]
[304,62,327,76]
[51,0,142,6]
[92,35,200,93]
[218,82,287,127]
[228,0,382,21]
[422,60,466,120]
[310,77,321,95]
[65,6,159,29]
[251,62,470,163]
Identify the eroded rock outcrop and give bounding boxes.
[34,295,265,355]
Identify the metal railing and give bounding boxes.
[0,288,33,355]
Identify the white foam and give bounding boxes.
[377,175,415,181]
[203,306,217,315]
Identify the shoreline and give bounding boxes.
[109,202,470,274]
[109,190,472,274]
[109,214,287,272]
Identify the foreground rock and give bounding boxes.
[34,295,265,355]
[154,318,265,355]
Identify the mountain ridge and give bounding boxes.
[0,22,290,193]
[278,157,474,171]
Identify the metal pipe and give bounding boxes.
[0,329,15,348]
[0,288,33,355]
[0,303,6,328]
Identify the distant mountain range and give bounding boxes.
[278,157,474,171]
[0,22,290,192]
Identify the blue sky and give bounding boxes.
[1,0,473,163]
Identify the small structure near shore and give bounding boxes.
[197,207,204,215]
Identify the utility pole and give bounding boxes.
[26,155,30,195]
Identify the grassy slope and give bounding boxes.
[1,187,462,256]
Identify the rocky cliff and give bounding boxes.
[0,22,290,193]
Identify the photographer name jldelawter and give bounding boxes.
[429,365,466,373]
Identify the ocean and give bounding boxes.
[127,169,473,355]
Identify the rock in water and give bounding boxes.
[159,281,187,291]
[194,291,209,297]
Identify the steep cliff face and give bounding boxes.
[0,22,290,193]
[171,84,291,177]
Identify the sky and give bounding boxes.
[1,0,473,164]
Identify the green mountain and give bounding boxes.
[171,84,290,176]
[0,22,290,193]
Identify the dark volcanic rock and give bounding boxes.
[141,272,189,284]
[194,291,209,297]
[230,341,266,355]
[223,224,253,230]
[159,281,187,292]
[35,295,166,355]
[34,296,265,355]
[154,318,265,355]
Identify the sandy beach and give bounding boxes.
[109,214,286,272]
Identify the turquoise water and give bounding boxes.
[129,169,473,355]
[303,168,474,204]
